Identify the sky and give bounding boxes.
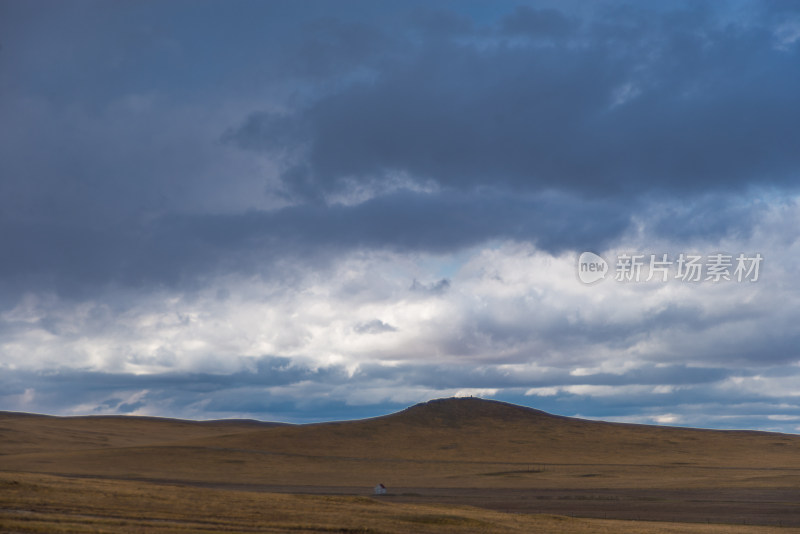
[1,0,800,431]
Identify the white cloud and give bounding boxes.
[525,387,559,397]
[2,197,800,428]
[653,414,680,424]
[454,388,498,398]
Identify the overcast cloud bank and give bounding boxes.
[1,0,799,430]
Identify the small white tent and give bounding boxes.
[373,483,387,495]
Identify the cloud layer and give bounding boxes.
[1,0,799,431]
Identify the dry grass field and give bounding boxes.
[2,397,800,533]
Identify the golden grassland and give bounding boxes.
[1,472,797,534]
[2,398,800,532]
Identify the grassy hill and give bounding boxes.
[2,397,800,532]
[3,397,800,486]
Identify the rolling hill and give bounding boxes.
[2,397,800,532]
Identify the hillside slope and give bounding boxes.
[2,397,800,489]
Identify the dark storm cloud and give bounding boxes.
[3,2,797,298]
[245,189,628,254]
[194,186,628,254]
[0,189,630,299]
[229,3,800,201]
[277,17,390,79]
[408,8,474,36]
[501,6,578,37]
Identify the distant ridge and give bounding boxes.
[0,410,286,427]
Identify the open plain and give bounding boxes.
[2,397,800,533]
